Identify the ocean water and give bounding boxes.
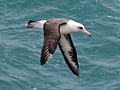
[1,0,120,90]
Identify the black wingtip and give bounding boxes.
[74,71,80,77]
[40,59,47,65]
[40,61,45,65]
[76,73,80,77]
[28,20,36,25]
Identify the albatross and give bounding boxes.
[25,18,91,76]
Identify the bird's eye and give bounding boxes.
[79,27,83,29]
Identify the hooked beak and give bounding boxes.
[81,29,91,36]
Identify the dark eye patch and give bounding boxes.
[79,27,83,29]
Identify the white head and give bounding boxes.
[67,20,91,36]
[25,20,46,29]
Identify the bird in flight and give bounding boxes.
[26,18,91,76]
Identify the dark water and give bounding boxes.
[1,0,120,90]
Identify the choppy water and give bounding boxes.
[1,0,120,90]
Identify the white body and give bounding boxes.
[26,19,91,35]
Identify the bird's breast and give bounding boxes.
[60,25,79,34]
[60,24,76,34]
[60,25,70,34]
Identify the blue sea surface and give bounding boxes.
[1,0,120,90]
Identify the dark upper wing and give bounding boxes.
[58,34,79,76]
[40,20,67,65]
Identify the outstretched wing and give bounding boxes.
[40,20,67,65]
[58,34,79,76]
